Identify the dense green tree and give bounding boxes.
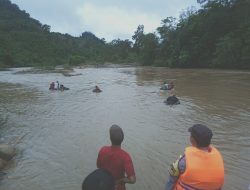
[109,39,133,60]
[0,0,137,68]
[132,25,144,54]
[153,0,250,69]
[132,25,159,65]
[1,0,249,69]
[139,33,159,65]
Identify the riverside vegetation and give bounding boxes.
[0,0,250,69]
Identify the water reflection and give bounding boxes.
[0,67,249,190]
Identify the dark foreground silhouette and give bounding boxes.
[82,169,114,190]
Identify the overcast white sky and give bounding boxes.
[11,0,199,42]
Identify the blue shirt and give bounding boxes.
[165,155,186,190]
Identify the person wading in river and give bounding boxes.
[97,125,136,190]
[165,124,224,190]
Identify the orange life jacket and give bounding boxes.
[174,146,224,190]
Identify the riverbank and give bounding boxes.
[8,63,139,76]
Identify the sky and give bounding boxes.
[10,0,199,42]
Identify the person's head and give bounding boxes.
[109,124,124,146]
[189,124,213,148]
[82,169,114,190]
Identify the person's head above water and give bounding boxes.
[109,124,124,146]
[82,169,114,190]
[189,124,213,148]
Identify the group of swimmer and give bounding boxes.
[49,80,177,105]
[160,81,180,105]
[47,79,224,190]
[76,81,222,190]
[49,81,102,93]
[49,81,69,91]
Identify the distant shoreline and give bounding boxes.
[1,64,250,74]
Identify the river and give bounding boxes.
[0,67,249,190]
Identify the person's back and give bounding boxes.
[165,124,224,190]
[97,146,133,181]
[97,125,136,190]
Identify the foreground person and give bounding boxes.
[165,124,224,190]
[97,125,136,190]
[82,169,114,190]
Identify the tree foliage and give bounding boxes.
[0,0,136,68]
[153,0,250,69]
[0,0,249,69]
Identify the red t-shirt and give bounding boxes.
[97,146,135,190]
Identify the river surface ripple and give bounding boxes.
[0,67,249,190]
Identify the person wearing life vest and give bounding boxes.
[165,124,224,190]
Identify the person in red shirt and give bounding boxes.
[97,125,136,190]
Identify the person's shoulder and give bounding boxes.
[210,145,223,156]
[99,146,111,152]
[119,148,133,158]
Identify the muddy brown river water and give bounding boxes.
[0,67,249,190]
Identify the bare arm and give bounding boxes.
[115,175,136,189]
[122,175,136,184]
[96,148,103,168]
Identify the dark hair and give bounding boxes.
[189,124,213,147]
[110,124,124,146]
[82,169,114,190]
